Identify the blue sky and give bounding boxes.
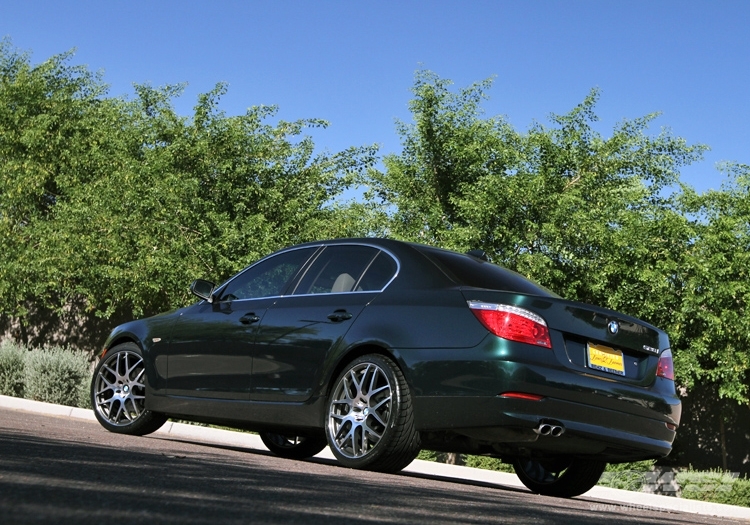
[3,1,749,193]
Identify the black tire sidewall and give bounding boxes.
[513,457,607,498]
[325,354,419,471]
[259,432,327,460]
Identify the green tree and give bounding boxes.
[368,69,750,427]
[676,163,750,404]
[365,72,706,329]
[0,41,376,344]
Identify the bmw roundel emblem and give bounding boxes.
[608,320,620,335]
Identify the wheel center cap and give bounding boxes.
[123,385,130,394]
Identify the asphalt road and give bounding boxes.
[0,407,733,525]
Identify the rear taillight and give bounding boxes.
[468,301,552,348]
[657,349,675,380]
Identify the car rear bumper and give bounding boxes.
[413,394,676,460]
[398,341,681,461]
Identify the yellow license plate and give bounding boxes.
[587,343,625,376]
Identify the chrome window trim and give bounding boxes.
[215,241,400,303]
[300,242,401,295]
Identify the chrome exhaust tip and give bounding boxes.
[534,423,552,436]
[534,420,565,437]
[550,425,565,437]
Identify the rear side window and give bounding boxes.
[421,248,558,297]
[293,245,398,294]
[358,251,398,291]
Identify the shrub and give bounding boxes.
[0,339,26,397]
[417,449,440,462]
[463,455,515,473]
[598,460,657,491]
[677,469,750,507]
[24,345,91,408]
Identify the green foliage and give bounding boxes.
[415,451,514,473]
[0,40,377,325]
[463,455,514,473]
[366,71,705,322]
[2,38,750,437]
[677,470,750,507]
[598,460,656,491]
[23,344,91,408]
[416,449,439,462]
[364,70,750,407]
[0,340,26,397]
[674,163,750,403]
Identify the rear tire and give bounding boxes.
[326,354,421,473]
[259,432,327,460]
[513,457,606,498]
[91,342,167,436]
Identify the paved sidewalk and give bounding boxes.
[2,394,749,521]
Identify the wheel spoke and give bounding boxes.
[368,384,389,398]
[94,349,148,427]
[368,410,387,428]
[328,359,396,460]
[363,421,382,441]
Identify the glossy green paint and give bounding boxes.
[99,238,681,463]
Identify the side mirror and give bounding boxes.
[190,279,215,303]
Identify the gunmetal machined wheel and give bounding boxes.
[91,342,167,435]
[326,354,420,473]
[259,432,328,460]
[513,457,607,498]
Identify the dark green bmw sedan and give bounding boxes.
[92,238,680,498]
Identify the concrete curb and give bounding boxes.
[2,394,749,521]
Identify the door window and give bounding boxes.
[218,247,316,301]
[293,245,397,295]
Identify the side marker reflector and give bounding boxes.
[500,392,545,401]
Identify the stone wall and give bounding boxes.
[0,302,131,357]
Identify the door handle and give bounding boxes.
[239,313,261,325]
[327,310,353,322]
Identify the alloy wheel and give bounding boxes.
[93,349,147,426]
[328,361,393,459]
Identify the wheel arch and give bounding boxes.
[100,335,143,359]
[322,342,412,407]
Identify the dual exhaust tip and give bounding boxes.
[534,420,565,437]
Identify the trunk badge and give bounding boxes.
[607,321,620,335]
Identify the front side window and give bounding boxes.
[218,247,316,301]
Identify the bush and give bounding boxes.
[463,455,515,473]
[416,451,515,473]
[417,449,440,462]
[0,339,26,397]
[24,345,91,408]
[598,460,657,491]
[677,469,750,507]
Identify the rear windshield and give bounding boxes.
[419,247,559,297]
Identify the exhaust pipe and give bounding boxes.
[550,425,565,437]
[534,420,565,437]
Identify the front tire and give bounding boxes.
[91,342,167,436]
[513,457,606,498]
[326,354,420,473]
[259,432,328,460]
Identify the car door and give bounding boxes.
[250,244,398,402]
[166,246,318,400]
